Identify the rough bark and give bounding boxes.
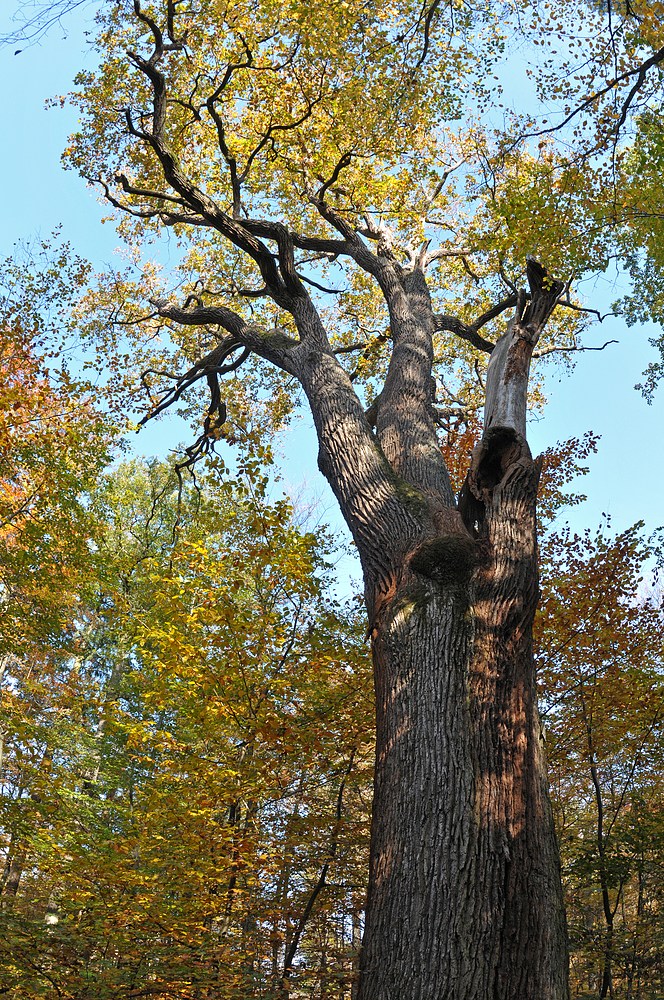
[353,262,569,1000]
[356,434,567,999]
[360,572,478,999]
[466,436,568,999]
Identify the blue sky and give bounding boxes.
[1,4,663,563]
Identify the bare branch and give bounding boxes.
[89,175,166,220]
[205,104,241,218]
[432,403,480,427]
[521,258,565,338]
[1,0,90,49]
[474,358,485,392]
[316,151,354,202]
[533,339,618,359]
[150,299,250,339]
[116,172,186,206]
[138,335,245,424]
[132,0,163,52]
[298,273,344,294]
[527,44,664,145]
[359,215,400,262]
[557,298,616,322]
[499,265,519,296]
[474,295,520,332]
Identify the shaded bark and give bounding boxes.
[466,436,568,999]
[356,433,567,1000]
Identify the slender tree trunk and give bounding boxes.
[351,905,363,1000]
[626,861,645,1000]
[589,754,615,1000]
[1,835,25,903]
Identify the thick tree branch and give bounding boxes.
[434,314,496,354]
[432,403,480,426]
[243,218,351,258]
[91,175,166,220]
[149,299,301,374]
[424,246,476,266]
[434,295,521,354]
[116,172,186,206]
[147,291,412,577]
[413,0,442,70]
[375,267,454,502]
[295,336,430,597]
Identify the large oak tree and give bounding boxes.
[24,0,664,996]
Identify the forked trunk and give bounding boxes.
[357,433,568,1000]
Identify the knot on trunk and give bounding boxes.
[409,532,477,585]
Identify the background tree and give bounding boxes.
[0,243,110,672]
[538,525,664,1000]
[1,455,372,999]
[0,241,110,916]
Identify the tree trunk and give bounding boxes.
[1,835,25,904]
[99,24,583,990]
[356,430,568,1000]
[348,264,569,1000]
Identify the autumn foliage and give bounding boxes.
[1,0,664,995]
[1,388,662,998]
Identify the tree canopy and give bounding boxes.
[1,1,663,998]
